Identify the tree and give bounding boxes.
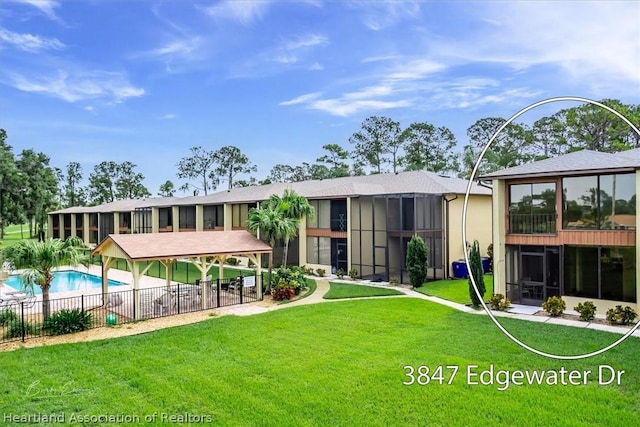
[247,205,298,290]
[401,122,459,174]
[317,144,350,178]
[531,115,568,160]
[406,235,428,288]
[158,180,175,197]
[349,115,402,173]
[268,164,295,183]
[115,161,150,200]
[468,240,486,307]
[88,161,118,205]
[213,145,257,190]
[61,162,85,207]
[264,190,315,267]
[176,146,218,195]
[16,149,59,239]
[2,237,88,319]
[0,129,22,239]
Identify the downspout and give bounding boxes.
[443,194,458,280]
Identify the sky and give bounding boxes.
[0,0,639,195]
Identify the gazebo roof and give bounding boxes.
[92,230,272,261]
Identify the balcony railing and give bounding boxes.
[509,213,556,234]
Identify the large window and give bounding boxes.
[564,246,636,302]
[306,237,331,265]
[563,174,636,230]
[508,183,556,234]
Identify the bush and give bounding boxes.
[248,259,255,268]
[574,301,597,321]
[389,276,400,285]
[3,320,38,339]
[273,266,307,295]
[348,268,358,280]
[468,240,486,306]
[406,235,429,288]
[224,257,239,266]
[542,296,566,317]
[315,268,326,277]
[302,265,314,275]
[606,305,637,326]
[486,243,494,272]
[336,268,344,279]
[489,294,510,311]
[44,308,93,335]
[272,286,295,301]
[0,308,18,326]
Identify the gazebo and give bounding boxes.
[92,230,272,318]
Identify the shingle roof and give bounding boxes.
[53,170,490,213]
[92,230,272,260]
[479,149,640,180]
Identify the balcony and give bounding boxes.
[509,213,556,234]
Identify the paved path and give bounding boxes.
[219,278,640,338]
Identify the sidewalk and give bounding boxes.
[220,279,640,338]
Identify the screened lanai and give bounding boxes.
[92,230,272,319]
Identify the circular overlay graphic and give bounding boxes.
[463,96,640,360]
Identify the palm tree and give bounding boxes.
[247,205,298,290]
[2,237,88,319]
[265,189,315,266]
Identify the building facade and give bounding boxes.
[49,171,492,283]
[481,149,640,314]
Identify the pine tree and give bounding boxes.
[468,240,486,306]
[406,235,429,288]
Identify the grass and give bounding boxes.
[415,275,494,304]
[0,298,639,426]
[0,223,37,248]
[324,282,405,299]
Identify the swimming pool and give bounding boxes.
[2,270,126,295]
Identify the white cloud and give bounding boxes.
[308,62,323,71]
[6,69,144,103]
[279,92,322,106]
[146,37,202,57]
[18,0,61,21]
[386,60,446,80]
[203,0,273,25]
[353,1,421,31]
[309,98,413,117]
[0,27,65,52]
[284,34,329,51]
[158,113,177,120]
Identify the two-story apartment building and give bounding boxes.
[481,149,639,314]
[49,171,492,283]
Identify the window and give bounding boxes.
[508,182,556,233]
[564,246,636,302]
[563,174,636,230]
[330,199,347,231]
[306,237,331,265]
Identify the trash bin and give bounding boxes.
[452,260,469,279]
[482,257,491,274]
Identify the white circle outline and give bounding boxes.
[463,96,640,360]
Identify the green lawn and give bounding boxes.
[324,282,404,299]
[0,223,36,248]
[415,275,494,304]
[0,299,638,426]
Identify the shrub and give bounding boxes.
[486,243,494,272]
[273,266,307,294]
[468,240,486,306]
[248,259,255,268]
[315,268,326,277]
[389,276,400,285]
[574,301,597,321]
[406,235,428,288]
[224,257,239,266]
[44,308,93,335]
[348,268,358,280]
[336,268,344,279]
[272,286,295,301]
[302,265,314,275]
[542,296,566,317]
[3,320,38,339]
[0,308,18,326]
[606,305,637,326]
[489,294,510,311]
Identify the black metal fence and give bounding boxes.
[0,275,261,344]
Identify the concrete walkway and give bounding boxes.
[218,278,640,338]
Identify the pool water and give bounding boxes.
[2,270,126,295]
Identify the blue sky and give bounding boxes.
[1,0,639,195]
